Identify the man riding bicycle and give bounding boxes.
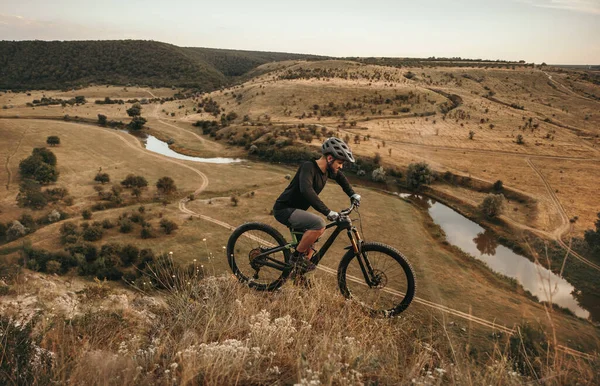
[273,137,361,273]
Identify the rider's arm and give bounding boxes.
[335,171,356,198]
[299,162,331,216]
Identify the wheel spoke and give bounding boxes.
[227,224,289,291]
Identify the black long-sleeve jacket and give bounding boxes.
[274,160,355,216]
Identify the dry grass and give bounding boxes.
[2,260,597,385]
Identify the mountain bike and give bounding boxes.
[226,202,416,317]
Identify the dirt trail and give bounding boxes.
[144,89,206,145]
[526,158,600,271]
[543,71,597,102]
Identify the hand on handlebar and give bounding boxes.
[327,210,340,221]
[351,193,361,207]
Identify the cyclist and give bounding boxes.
[273,137,361,273]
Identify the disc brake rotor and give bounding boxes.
[371,269,388,289]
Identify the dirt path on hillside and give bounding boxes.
[526,158,600,271]
[144,89,209,146]
[543,71,597,102]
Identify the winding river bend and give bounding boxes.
[398,193,590,320]
[144,135,242,164]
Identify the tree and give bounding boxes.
[32,148,57,166]
[583,212,600,250]
[516,134,524,145]
[479,193,505,218]
[16,179,47,209]
[160,219,179,234]
[46,136,60,146]
[493,180,503,192]
[468,130,475,140]
[156,177,177,195]
[94,173,110,184]
[406,162,433,190]
[19,156,43,178]
[127,116,147,131]
[121,174,148,188]
[97,114,107,126]
[33,162,59,184]
[126,103,142,117]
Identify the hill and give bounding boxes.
[0,40,327,91]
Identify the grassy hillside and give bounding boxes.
[0,40,327,91]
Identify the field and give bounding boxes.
[1,64,599,382]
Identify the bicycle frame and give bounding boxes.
[251,205,380,287]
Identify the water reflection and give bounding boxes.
[473,230,499,256]
[427,202,589,319]
[394,191,590,319]
[145,135,242,164]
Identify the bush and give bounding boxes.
[129,212,145,224]
[46,135,60,146]
[60,222,78,242]
[94,173,110,184]
[516,134,524,145]
[493,180,503,192]
[406,162,433,190]
[82,209,92,220]
[97,114,107,126]
[82,226,103,242]
[101,219,115,229]
[120,174,148,188]
[119,219,133,233]
[156,176,177,195]
[127,116,147,131]
[479,193,505,218]
[140,224,155,239]
[119,244,140,266]
[160,219,179,234]
[371,167,386,182]
[6,221,28,241]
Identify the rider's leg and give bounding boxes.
[297,228,325,259]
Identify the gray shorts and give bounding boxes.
[273,208,326,230]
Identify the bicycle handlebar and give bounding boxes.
[339,201,358,217]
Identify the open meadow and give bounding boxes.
[1,62,599,383]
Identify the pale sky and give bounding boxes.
[1,0,599,64]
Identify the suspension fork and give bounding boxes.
[348,228,377,287]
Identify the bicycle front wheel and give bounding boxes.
[227,222,291,291]
[337,242,416,317]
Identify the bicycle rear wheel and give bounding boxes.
[337,242,416,317]
[226,222,291,291]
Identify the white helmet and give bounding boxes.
[322,137,355,163]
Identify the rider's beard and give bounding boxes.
[326,163,338,178]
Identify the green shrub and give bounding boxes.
[82,226,103,242]
[479,193,505,218]
[160,219,179,234]
[140,224,155,239]
[406,162,434,190]
[82,209,92,220]
[119,219,133,233]
[119,244,140,266]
